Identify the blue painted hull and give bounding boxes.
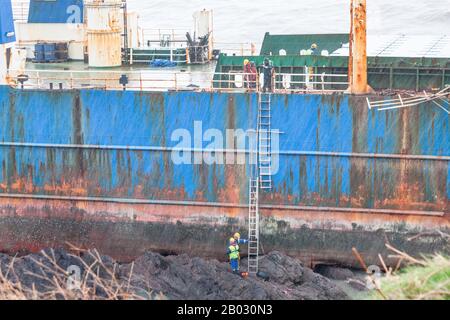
[0,85,448,266]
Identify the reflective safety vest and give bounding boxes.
[228,245,240,260]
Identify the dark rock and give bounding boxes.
[257,251,304,285]
[1,249,349,300]
[125,250,348,300]
[314,265,355,281]
[348,279,369,292]
[257,271,270,281]
[299,268,350,300]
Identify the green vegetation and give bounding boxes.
[376,255,450,300]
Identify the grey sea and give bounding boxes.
[128,0,450,44]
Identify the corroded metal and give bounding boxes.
[0,197,448,267]
[85,0,122,67]
[348,0,372,94]
[0,86,448,266]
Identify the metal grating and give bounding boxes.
[331,34,450,58]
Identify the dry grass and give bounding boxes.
[0,248,160,300]
[369,243,450,300]
[376,254,450,300]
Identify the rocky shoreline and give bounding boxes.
[0,249,358,300]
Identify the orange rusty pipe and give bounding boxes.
[348,0,373,95]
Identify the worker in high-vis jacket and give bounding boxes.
[233,233,248,245]
[227,238,241,273]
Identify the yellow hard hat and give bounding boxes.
[229,238,236,244]
[244,59,250,65]
[311,43,318,49]
[234,233,241,239]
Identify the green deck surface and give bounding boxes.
[260,32,349,55]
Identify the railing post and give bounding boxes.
[442,69,446,89]
[257,72,260,92]
[186,48,190,64]
[321,72,325,92]
[416,68,420,92]
[389,68,393,89]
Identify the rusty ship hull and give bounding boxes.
[0,86,448,267]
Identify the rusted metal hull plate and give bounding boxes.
[0,86,448,265]
[0,197,448,267]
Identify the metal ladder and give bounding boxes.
[258,93,273,190]
[247,178,260,275]
[247,92,273,275]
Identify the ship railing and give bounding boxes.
[273,72,349,93]
[9,69,220,92]
[213,72,349,93]
[128,48,189,64]
[140,29,259,56]
[8,69,349,94]
[12,0,29,22]
[141,28,191,49]
[214,42,261,56]
[128,46,211,64]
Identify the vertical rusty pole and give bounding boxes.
[348,0,372,94]
[348,1,354,91]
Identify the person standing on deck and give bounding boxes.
[310,43,319,55]
[243,59,251,88]
[249,61,257,90]
[262,58,274,93]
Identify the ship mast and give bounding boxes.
[348,0,373,94]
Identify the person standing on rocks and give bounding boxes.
[227,238,241,274]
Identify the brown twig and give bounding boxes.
[352,247,368,272]
[0,247,153,300]
[351,247,387,300]
[385,244,427,266]
[407,231,450,242]
[378,254,391,276]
